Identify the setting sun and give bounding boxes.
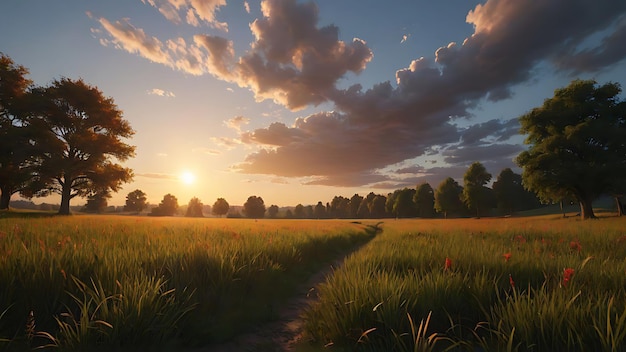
[180,171,196,185]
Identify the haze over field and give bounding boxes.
[1,0,625,206]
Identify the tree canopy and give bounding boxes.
[211,198,229,217]
[434,177,464,219]
[414,183,435,218]
[516,79,626,219]
[124,189,147,213]
[150,194,179,216]
[462,162,492,218]
[185,197,204,217]
[29,78,135,214]
[243,195,265,219]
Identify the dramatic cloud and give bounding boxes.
[98,18,172,66]
[237,0,626,186]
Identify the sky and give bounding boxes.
[1,0,626,208]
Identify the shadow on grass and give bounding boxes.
[0,209,58,219]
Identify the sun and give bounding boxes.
[180,171,196,185]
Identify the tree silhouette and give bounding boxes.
[124,189,147,213]
[267,204,279,218]
[29,78,135,215]
[185,197,204,217]
[150,193,178,216]
[243,195,265,219]
[211,198,229,217]
[82,190,110,213]
[517,79,626,219]
[414,183,435,218]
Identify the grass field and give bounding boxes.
[1,212,625,351]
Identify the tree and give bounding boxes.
[329,196,350,218]
[492,168,539,215]
[30,78,135,215]
[294,204,305,218]
[150,193,178,216]
[243,195,265,219]
[370,195,387,218]
[462,162,492,218]
[0,54,38,209]
[211,198,229,217]
[516,80,626,219]
[185,197,204,217]
[414,183,435,218]
[435,177,464,219]
[349,194,363,218]
[393,188,417,218]
[124,189,147,213]
[357,198,370,218]
[314,201,326,218]
[267,204,279,218]
[82,190,110,213]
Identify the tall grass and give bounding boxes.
[0,216,375,350]
[302,215,626,351]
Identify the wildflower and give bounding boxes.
[509,274,515,289]
[563,268,575,287]
[515,235,526,244]
[503,252,512,262]
[60,269,67,280]
[444,257,452,271]
[569,240,582,252]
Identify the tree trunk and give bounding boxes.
[0,186,11,210]
[58,181,72,215]
[579,198,596,220]
[560,200,566,218]
[615,197,624,217]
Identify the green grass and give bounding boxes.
[301,216,626,351]
[0,215,376,351]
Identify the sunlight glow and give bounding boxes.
[180,171,196,185]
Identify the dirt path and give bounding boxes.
[200,258,341,352]
[200,222,383,352]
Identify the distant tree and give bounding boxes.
[370,195,387,218]
[516,79,626,220]
[462,162,492,218]
[124,189,147,213]
[267,204,279,218]
[357,198,370,218]
[284,208,294,218]
[185,197,204,217]
[294,204,305,218]
[349,194,363,218]
[492,168,540,215]
[414,183,435,218]
[304,205,314,218]
[150,193,178,216]
[330,196,350,218]
[386,190,399,216]
[82,190,111,213]
[435,177,464,219]
[393,188,417,218]
[243,195,265,219]
[29,78,135,215]
[211,198,229,217]
[314,201,326,219]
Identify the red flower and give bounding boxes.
[569,240,582,252]
[503,252,512,262]
[445,257,452,271]
[563,268,575,287]
[509,274,515,289]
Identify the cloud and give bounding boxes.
[236,0,626,186]
[400,34,409,44]
[224,115,250,131]
[147,88,176,97]
[244,1,251,14]
[192,147,221,155]
[156,153,168,157]
[141,0,228,30]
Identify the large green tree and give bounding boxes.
[243,195,266,219]
[30,78,135,215]
[516,79,626,219]
[434,177,464,219]
[462,162,492,218]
